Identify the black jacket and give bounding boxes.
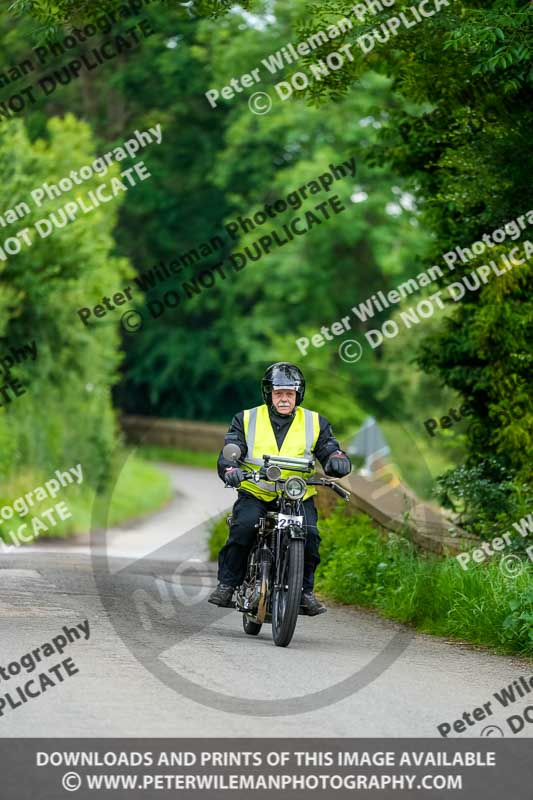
[217,405,350,480]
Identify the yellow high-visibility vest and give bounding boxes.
[240,404,320,501]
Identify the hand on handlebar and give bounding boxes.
[224,467,246,488]
[324,451,352,478]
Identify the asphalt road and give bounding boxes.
[1,464,531,737]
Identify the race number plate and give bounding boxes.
[278,513,304,528]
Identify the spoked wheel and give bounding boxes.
[243,615,262,636]
[272,538,304,647]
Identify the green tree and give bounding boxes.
[291,0,533,512]
[11,0,529,529]
[115,3,431,422]
[0,116,131,484]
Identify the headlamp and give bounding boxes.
[284,476,306,500]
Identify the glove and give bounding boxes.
[224,467,246,488]
[324,451,351,477]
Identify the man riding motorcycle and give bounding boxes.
[208,362,352,616]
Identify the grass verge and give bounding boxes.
[208,504,532,656]
[0,455,172,545]
[139,445,218,470]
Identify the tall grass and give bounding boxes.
[316,506,533,655]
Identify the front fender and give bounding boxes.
[285,524,306,540]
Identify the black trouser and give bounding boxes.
[217,492,321,592]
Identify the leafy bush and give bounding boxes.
[434,457,533,544]
[0,116,131,497]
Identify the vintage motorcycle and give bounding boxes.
[221,443,350,647]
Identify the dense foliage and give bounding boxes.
[296,0,533,504]
[0,0,530,534]
[0,116,129,487]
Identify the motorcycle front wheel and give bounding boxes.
[272,538,304,647]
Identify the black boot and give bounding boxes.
[300,591,327,616]
[208,583,235,607]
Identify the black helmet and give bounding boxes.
[261,362,305,407]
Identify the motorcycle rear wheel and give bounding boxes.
[243,615,262,636]
[272,538,304,647]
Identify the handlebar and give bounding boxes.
[229,469,350,501]
[308,476,351,500]
[330,482,351,500]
